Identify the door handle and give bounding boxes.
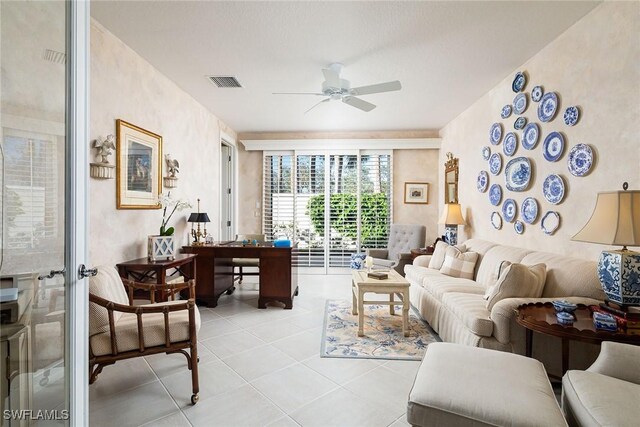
[78,264,98,279]
[38,268,66,280]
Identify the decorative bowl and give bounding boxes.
[552,300,577,313]
[556,311,574,324]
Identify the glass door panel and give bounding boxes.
[328,155,359,270]
[294,155,325,269]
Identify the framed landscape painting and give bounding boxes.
[116,119,162,209]
[404,182,429,204]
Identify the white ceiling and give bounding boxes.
[90,1,599,133]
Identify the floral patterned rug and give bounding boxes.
[321,299,440,361]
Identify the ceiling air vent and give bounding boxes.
[207,76,242,88]
[42,48,66,65]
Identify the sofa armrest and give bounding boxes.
[587,341,640,384]
[367,248,388,259]
[413,255,432,268]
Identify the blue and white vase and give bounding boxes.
[350,253,367,270]
[597,249,640,306]
[444,225,458,246]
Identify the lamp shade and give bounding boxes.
[188,212,211,223]
[438,203,466,225]
[572,191,640,247]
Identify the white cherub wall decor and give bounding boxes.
[93,134,116,164]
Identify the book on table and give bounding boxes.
[367,271,388,280]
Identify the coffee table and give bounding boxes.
[351,269,410,337]
[515,302,640,375]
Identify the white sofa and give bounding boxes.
[405,239,607,374]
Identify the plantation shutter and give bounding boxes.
[294,154,325,267]
[359,153,392,250]
[263,154,294,241]
[328,154,359,268]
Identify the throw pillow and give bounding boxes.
[439,247,479,280]
[428,241,468,270]
[485,263,547,310]
[484,260,512,300]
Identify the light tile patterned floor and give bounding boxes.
[89,275,419,427]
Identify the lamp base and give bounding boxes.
[598,249,640,306]
[444,224,458,246]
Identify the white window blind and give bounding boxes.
[328,154,359,268]
[263,154,294,241]
[295,155,325,267]
[359,154,392,250]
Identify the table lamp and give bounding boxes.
[572,184,640,308]
[188,198,210,245]
[439,203,466,245]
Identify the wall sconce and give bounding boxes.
[164,154,179,188]
[90,134,116,179]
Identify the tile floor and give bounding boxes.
[89,274,420,427]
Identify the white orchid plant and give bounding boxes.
[158,192,192,236]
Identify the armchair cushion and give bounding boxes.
[587,341,640,384]
[386,224,426,261]
[367,249,389,259]
[89,266,131,336]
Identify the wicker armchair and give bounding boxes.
[88,266,201,404]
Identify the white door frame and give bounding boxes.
[219,131,237,240]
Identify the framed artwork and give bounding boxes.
[116,119,162,209]
[404,182,429,204]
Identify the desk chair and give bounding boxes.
[232,234,265,284]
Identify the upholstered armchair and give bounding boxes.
[88,266,201,404]
[232,233,265,284]
[367,224,426,275]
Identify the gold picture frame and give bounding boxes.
[404,182,429,204]
[116,119,162,209]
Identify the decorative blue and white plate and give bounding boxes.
[514,116,527,130]
[501,105,512,119]
[513,93,528,115]
[489,153,503,175]
[512,72,526,93]
[541,211,561,235]
[491,212,503,230]
[521,197,539,224]
[567,143,594,177]
[502,199,517,223]
[522,122,540,150]
[538,92,558,122]
[503,132,518,157]
[504,157,532,192]
[477,171,489,193]
[514,220,525,235]
[489,184,502,206]
[490,123,503,145]
[531,85,544,102]
[563,106,580,126]
[543,174,566,205]
[482,146,491,160]
[542,131,565,162]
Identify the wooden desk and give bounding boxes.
[116,254,197,301]
[182,242,298,309]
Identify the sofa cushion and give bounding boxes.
[442,293,493,337]
[420,273,485,299]
[483,260,512,299]
[562,370,640,427]
[428,241,466,270]
[475,245,532,288]
[458,239,499,279]
[404,264,443,286]
[486,263,547,310]
[440,247,478,280]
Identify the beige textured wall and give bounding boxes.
[90,20,236,266]
[237,143,263,234]
[439,1,640,260]
[393,149,440,244]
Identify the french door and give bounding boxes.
[263,151,392,274]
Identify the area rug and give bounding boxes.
[321,299,440,361]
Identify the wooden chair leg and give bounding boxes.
[238,266,243,284]
[190,341,200,404]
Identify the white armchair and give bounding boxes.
[367,224,426,275]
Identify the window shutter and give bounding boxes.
[360,154,392,250]
[263,154,294,241]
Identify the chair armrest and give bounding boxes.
[398,252,412,260]
[413,255,432,268]
[367,248,389,259]
[122,278,196,304]
[587,341,640,384]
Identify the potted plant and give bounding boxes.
[148,192,191,261]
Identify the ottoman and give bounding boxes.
[407,342,567,426]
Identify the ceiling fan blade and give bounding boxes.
[272,92,325,96]
[350,80,401,96]
[304,98,330,114]
[342,96,376,112]
[322,68,340,88]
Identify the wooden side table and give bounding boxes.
[410,247,433,261]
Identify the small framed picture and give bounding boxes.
[116,119,162,209]
[404,182,429,204]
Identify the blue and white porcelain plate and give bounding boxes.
[482,146,491,160]
[567,143,594,177]
[522,122,540,150]
[521,197,539,224]
[543,174,566,205]
[491,212,503,230]
[514,220,525,235]
[541,211,561,235]
[504,157,532,192]
[502,199,517,223]
[514,116,527,130]
[489,184,502,206]
[477,170,489,193]
[538,92,558,122]
[490,123,503,145]
[563,106,580,126]
[512,72,526,93]
[542,131,565,162]
[503,132,518,157]
[489,153,503,175]
[513,93,528,115]
[531,85,544,102]
[501,105,512,119]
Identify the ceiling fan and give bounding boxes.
[273,63,402,113]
